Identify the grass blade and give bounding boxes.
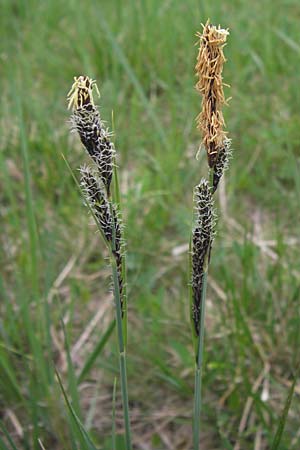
[274,29,300,55]
[77,319,116,384]
[271,363,300,450]
[98,17,167,146]
[54,367,98,450]
[0,422,18,450]
[60,317,83,423]
[0,347,23,402]
[18,98,39,296]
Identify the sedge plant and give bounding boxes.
[67,76,132,450]
[190,21,232,450]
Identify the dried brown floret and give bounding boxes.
[195,21,229,168]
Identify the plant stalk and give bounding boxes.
[110,202,132,450]
[193,271,208,450]
[110,256,132,450]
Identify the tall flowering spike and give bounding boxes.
[195,21,229,168]
[68,76,114,196]
[80,166,124,314]
[192,179,215,336]
[212,137,232,193]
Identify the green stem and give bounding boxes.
[112,377,117,450]
[110,256,132,450]
[193,271,208,450]
[109,196,132,449]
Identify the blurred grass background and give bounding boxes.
[1,0,300,449]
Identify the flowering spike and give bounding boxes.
[68,76,114,196]
[195,21,229,168]
[192,179,215,335]
[80,166,124,314]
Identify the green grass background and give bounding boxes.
[1,0,300,449]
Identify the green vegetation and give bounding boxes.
[1,0,300,449]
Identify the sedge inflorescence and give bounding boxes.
[68,76,114,195]
[191,22,232,337]
[68,76,124,314]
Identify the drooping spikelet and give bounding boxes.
[195,21,229,168]
[192,179,215,336]
[68,76,114,195]
[80,166,124,314]
[212,138,232,193]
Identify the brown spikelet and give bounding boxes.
[195,20,229,168]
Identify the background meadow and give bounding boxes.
[1,0,300,448]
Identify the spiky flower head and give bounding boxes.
[195,21,229,168]
[212,137,232,193]
[192,179,215,336]
[80,166,124,314]
[68,76,114,196]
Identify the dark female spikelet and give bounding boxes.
[80,166,124,314]
[212,137,232,193]
[80,166,113,242]
[68,76,114,195]
[192,179,215,336]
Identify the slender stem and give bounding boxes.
[110,256,132,449]
[109,198,132,450]
[112,157,128,346]
[112,377,117,450]
[193,271,208,450]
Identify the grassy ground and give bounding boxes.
[1,0,300,448]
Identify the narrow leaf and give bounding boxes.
[271,364,300,449]
[55,367,98,450]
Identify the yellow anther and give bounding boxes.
[67,76,100,110]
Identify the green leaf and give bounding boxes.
[0,422,18,450]
[271,363,300,450]
[55,367,98,450]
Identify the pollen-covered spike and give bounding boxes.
[192,179,215,336]
[195,21,229,168]
[68,76,114,195]
[212,138,232,193]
